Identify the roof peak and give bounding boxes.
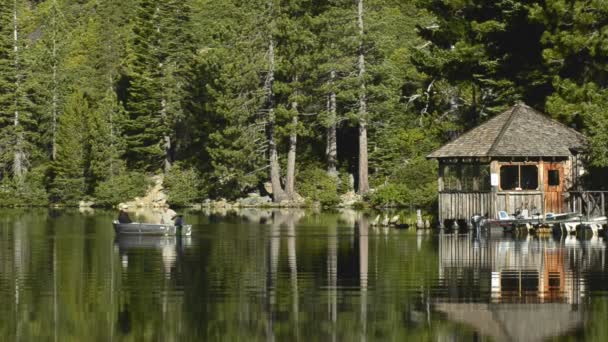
[427,104,587,159]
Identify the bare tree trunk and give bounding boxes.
[326,70,338,177]
[266,39,287,202]
[51,0,58,161]
[12,0,24,180]
[285,83,298,198]
[160,96,172,173]
[108,80,116,179]
[156,3,172,174]
[357,0,369,195]
[163,135,172,173]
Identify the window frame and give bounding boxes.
[547,169,560,187]
[441,162,491,192]
[498,163,540,191]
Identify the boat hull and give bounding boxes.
[113,221,192,236]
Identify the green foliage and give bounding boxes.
[6,0,608,207]
[49,90,89,204]
[369,157,437,208]
[531,1,608,168]
[0,166,48,207]
[123,0,195,172]
[164,164,202,207]
[414,0,550,128]
[93,171,150,207]
[296,167,340,207]
[87,91,127,190]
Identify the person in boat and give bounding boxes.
[117,205,132,224]
[173,214,184,229]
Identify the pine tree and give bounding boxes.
[273,0,317,199]
[50,90,89,203]
[158,0,195,168]
[532,0,608,167]
[192,0,275,198]
[414,0,550,127]
[124,0,195,172]
[0,0,37,182]
[312,0,358,177]
[87,90,126,192]
[123,0,164,171]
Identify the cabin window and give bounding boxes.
[500,166,519,190]
[500,165,538,190]
[548,170,560,186]
[442,163,490,191]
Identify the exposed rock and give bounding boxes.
[416,209,425,229]
[79,200,94,208]
[122,175,169,209]
[347,174,355,192]
[263,182,273,195]
[79,206,95,215]
[291,192,305,204]
[213,198,228,208]
[238,194,272,207]
[339,191,362,207]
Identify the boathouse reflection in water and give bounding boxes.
[437,232,607,340]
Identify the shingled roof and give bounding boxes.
[427,103,587,159]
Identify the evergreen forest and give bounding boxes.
[1,0,607,207]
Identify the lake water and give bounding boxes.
[1,208,607,341]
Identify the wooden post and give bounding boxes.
[539,161,546,217]
[490,160,499,219]
[438,161,444,227]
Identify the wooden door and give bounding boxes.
[544,162,565,214]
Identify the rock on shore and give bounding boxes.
[119,175,168,209]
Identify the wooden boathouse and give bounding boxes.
[427,103,587,225]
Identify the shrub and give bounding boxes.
[369,157,437,208]
[164,165,202,207]
[337,170,355,194]
[297,167,340,207]
[0,167,49,207]
[94,171,150,207]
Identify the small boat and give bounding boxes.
[113,221,192,236]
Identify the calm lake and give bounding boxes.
[1,208,608,341]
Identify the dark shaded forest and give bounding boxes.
[0,0,607,207]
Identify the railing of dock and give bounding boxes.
[566,191,608,218]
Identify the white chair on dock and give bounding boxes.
[498,211,512,220]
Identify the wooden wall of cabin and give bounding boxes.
[437,160,493,224]
[492,158,570,216]
[436,157,577,223]
[438,192,494,222]
[494,192,543,216]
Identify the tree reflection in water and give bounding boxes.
[0,209,608,340]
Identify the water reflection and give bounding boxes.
[2,209,608,340]
[437,232,608,340]
[115,235,193,275]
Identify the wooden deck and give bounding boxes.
[567,191,608,217]
[439,190,608,226]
